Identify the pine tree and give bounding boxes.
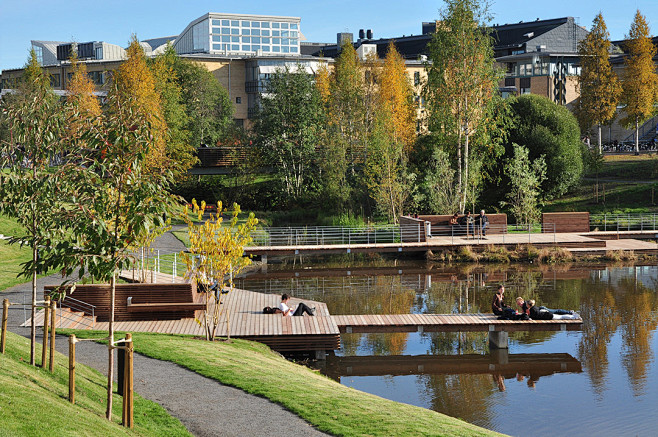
[577,13,622,153]
[621,10,658,155]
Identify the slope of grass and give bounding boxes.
[65,331,502,437]
[0,331,190,436]
[0,215,31,292]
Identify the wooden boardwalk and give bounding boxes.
[332,313,582,334]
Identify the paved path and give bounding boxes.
[1,276,327,437]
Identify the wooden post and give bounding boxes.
[49,300,56,372]
[122,333,134,428]
[69,334,76,404]
[1,299,8,354]
[41,297,50,368]
[117,339,125,396]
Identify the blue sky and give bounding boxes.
[1,0,657,71]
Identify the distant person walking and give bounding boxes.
[478,210,489,237]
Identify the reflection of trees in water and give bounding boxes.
[616,278,658,396]
[421,373,497,429]
[428,332,488,355]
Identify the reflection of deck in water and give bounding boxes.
[322,352,582,381]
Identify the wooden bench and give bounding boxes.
[542,212,590,233]
[126,301,206,312]
[414,214,508,236]
[331,313,582,349]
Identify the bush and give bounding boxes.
[481,245,510,263]
[538,247,573,263]
[457,245,479,262]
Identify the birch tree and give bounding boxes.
[425,0,500,213]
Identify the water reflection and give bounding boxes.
[239,261,658,436]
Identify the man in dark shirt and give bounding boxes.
[491,285,508,315]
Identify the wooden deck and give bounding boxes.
[332,313,582,334]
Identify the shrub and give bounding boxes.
[538,247,573,263]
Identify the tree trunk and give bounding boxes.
[106,273,116,420]
[635,118,640,155]
[462,131,470,215]
[598,123,602,154]
[30,243,37,366]
[457,129,463,213]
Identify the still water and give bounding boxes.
[237,260,658,436]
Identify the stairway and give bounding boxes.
[20,306,96,329]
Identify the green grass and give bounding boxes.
[0,330,190,436]
[545,180,658,214]
[64,331,501,437]
[0,215,31,292]
[588,154,658,180]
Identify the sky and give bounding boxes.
[2,0,658,71]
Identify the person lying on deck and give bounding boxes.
[527,299,580,320]
[279,293,315,316]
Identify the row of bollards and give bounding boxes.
[1,297,133,428]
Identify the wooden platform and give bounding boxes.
[91,288,341,353]
[331,313,582,334]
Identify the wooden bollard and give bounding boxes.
[122,333,134,428]
[41,297,50,368]
[49,300,56,372]
[1,299,8,354]
[69,334,76,404]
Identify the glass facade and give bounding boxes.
[209,17,299,54]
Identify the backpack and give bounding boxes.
[263,306,275,314]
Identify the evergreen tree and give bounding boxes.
[577,13,622,153]
[621,10,658,155]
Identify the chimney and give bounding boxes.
[359,29,365,40]
[366,29,373,39]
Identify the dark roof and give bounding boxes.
[490,17,570,49]
[305,17,575,60]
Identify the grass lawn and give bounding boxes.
[545,180,658,214]
[591,154,658,180]
[64,331,501,437]
[0,330,190,436]
[0,215,32,292]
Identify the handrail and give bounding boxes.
[590,213,658,232]
[58,295,95,328]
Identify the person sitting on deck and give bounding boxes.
[516,297,529,315]
[527,299,579,320]
[279,293,315,316]
[491,285,509,316]
[449,213,459,233]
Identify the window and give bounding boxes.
[234,119,244,128]
[281,30,289,37]
[242,21,250,27]
[262,22,270,28]
[273,46,280,52]
[520,77,531,94]
[252,45,260,51]
[221,28,230,35]
[262,46,270,52]
[282,46,289,53]
[232,36,240,43]
[252,21,260,28]
[262,30,270,36]
[50,73,61,88]
[252,29,260,36]
[87,71,104,85]
[222,36,230,42]
[231,28,239,35]
[231,20,239,26]
[290,31,297,38]
[252,37,261,44]
[243,29,250,36]
[232,44,240,51]
[236,97,242,104]
[290,47,298,53]
[272,30,280,36]
[95,46,103,60]
[504,77,515,87]
[222,19,229,26]
[262,37,270,44]
[242,36,250,43]
[272,22,280,29]
[281,23,289,29]
[272,38,280,44]
[290,23,298,29]
[242,45,250,51]
[213,35,221,42]
[212,27,221,34]
[414,71,420,86]
[34,46,43,64]
[212,20,221,26]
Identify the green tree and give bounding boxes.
[425,0,501,213]
[0,50,65,366]
[507,94,584,197]
[501,144,547,225]
[621,10,658,155]
[577,13,622,153]
[150,45,196,177]
[253,67,324,203]
[181,200,257,341]
[67,84,175,420]
[419,147,460,214]
[174,60,233,148]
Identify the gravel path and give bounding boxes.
[1,276,328,437]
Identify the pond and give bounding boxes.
[236,259,658,436]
